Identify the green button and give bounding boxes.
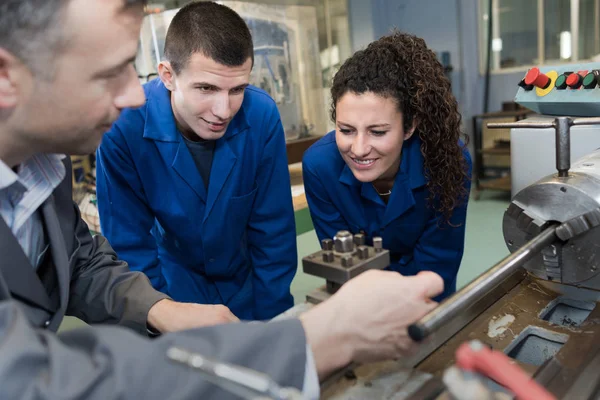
[555,74,567,89]
[583,73,597,88]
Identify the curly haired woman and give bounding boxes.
[302,32,471,301]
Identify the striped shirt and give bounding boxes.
[0,154,66,268]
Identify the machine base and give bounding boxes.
[320,273,600,399]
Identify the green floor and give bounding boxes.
[61,190,511,330]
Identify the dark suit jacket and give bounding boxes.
[0,159,307,399]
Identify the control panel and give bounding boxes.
[514,63,600,116]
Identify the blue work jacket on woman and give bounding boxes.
[302,131,471,300]
[95,79,296,320]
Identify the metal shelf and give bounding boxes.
[472,108,533,200]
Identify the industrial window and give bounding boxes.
[479,0,600,72]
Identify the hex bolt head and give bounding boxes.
[353,233,366,246]
[341,254,354,267]
[357,245,369,259]
[334,230,354,253]
[322,251,334,263]
[373,237,383,252]
[321,238,333,251]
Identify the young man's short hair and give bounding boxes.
[164,1,254,74]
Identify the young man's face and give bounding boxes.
[0,0,145,165]
[160,53,252,141]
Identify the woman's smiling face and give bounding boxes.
[335,91,415,183]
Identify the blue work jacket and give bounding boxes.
[96,79,296,320]
[302,132,471,300]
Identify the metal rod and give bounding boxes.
[408,227,558,341]
[487,121,555,129]
[571,117,600,126]
[555,117,571,177]
[487,117,600,130]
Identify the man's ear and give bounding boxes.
[0,48,25,109]
[404,118,418,140]
[158,61,176,91]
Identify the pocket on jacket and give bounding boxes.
[226,186,259,246]
[229,185,259,221]
[211,186,258,276]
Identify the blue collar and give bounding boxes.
[142,79,250,143]
[338,135,427,190]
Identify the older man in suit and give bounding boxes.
[0,0,444,398]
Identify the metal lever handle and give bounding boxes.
[486,116,600,129]
[408,226,557,342]
[487,116,600,177]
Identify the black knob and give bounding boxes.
[517,78,534,91]
[408,323,427,342]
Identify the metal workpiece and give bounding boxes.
[334,230,354,253]
[408,227,558,342]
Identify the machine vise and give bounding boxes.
[302,231,389,304]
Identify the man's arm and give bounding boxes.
[66,197,169,333]
[69,194,238,331]
[0,301,307,400]
[247,107,296,319]
[14,259,443,399]
[74,138,237,330]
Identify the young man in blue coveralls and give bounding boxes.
[96,1,296,321]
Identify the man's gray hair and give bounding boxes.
[0,0,147,78]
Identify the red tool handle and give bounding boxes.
[455,341,556,400]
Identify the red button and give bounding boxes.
[524,67,550,89]
[566,73,582,88]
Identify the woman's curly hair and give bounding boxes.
[330,31,470,223]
